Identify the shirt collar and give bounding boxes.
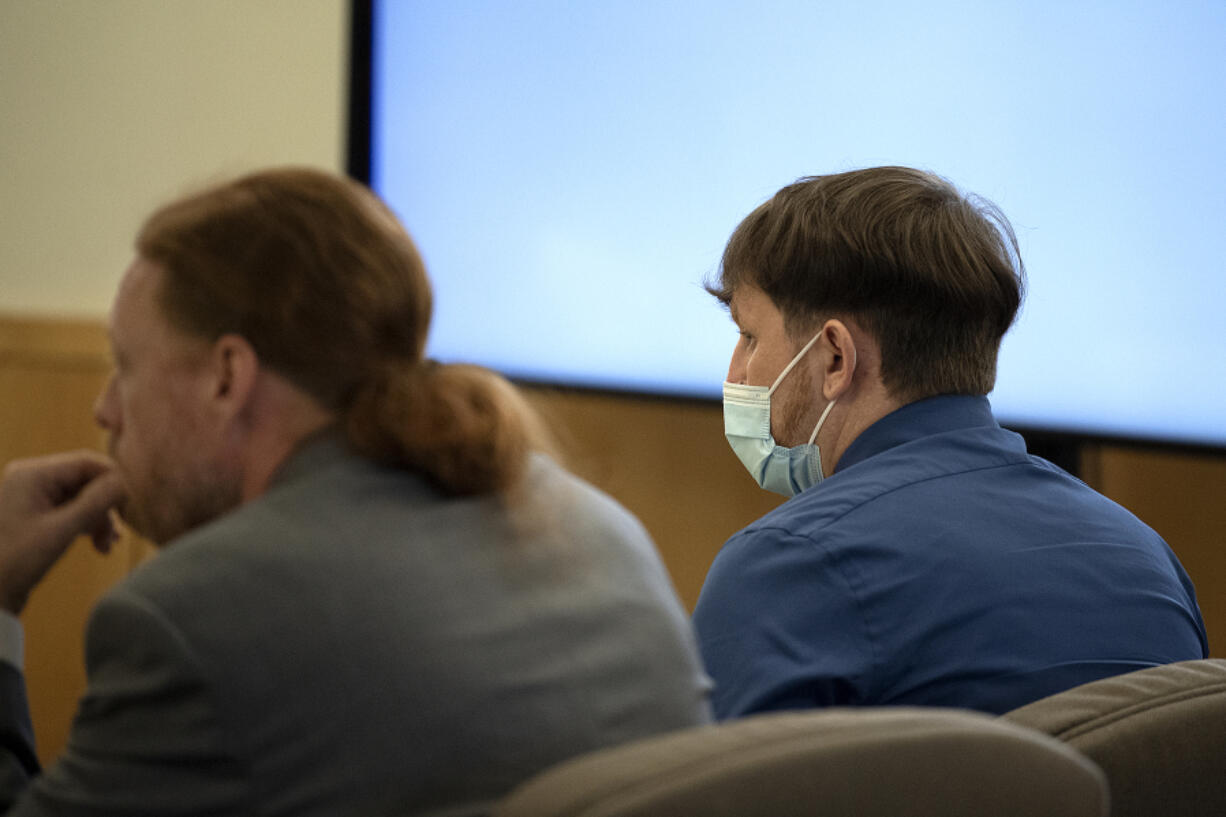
[835,394,999,473]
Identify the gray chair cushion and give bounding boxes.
[494,707,1107,817]
[1004,659,1226,817]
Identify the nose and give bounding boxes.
[725,341,747,385]
[94,373,118,431]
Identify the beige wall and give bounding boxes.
[0,0,348,318]
[1,0,347,764]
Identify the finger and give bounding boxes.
[44,471,127,550]
[89,516,119,555]
[83,507,124,555]
[34,451,118,502]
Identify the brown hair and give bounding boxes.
[137,166,548,496]
[709,166,1024,400]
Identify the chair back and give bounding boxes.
[1004,659,1226,817]
[494,707,1107,817]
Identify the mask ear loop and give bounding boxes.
[807,399,837,445]
[767,331,824,395]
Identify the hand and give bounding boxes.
[0,452,127,615]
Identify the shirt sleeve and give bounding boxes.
[0,642,39,812]
[5,586,249,816]
[0,614,23,672]
[693,525,875,719]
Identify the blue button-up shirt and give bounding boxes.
[694,395,1208,718]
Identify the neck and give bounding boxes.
[237,376,337,502]
[239,423,332,502]
[822,386,905,476]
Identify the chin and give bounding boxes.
[114,504,167,548]
[115,493,184,548]
[118,461,243,547]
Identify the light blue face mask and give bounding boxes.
[723,332,836,497]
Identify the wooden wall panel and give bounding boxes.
[2,313,1222,768]
[1090,445,1226,655]
[0,314,151,765]
[529,387,1226,652]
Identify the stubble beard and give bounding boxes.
[775,360,821,448]
[120,458,243,547]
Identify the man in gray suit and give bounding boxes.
[0,168,712,816]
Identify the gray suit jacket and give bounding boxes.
[1,435,712,816]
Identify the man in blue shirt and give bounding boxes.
[693,166,1208,719]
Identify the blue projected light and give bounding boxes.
[368,1,1226,448]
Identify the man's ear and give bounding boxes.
[819,319,858,402]
[203,334,260,420]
